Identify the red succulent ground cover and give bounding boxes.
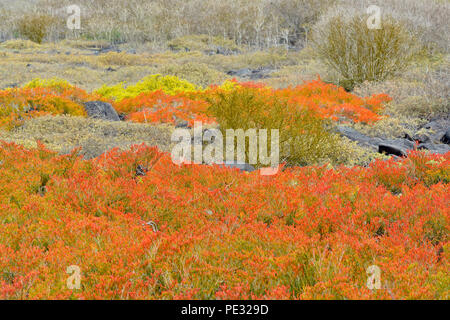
[0,87,87,129]
[115,90,214,127]
[276,79,390,123]
[0,142,448,299]
[0,79,389,129]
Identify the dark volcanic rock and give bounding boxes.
[336,125,447,157]
[94,46,120,55]
[411,133,431,144]
[204,46,239,56]
[418,142,450,154]
[227,68,252,77]
[83,101,120,121]
[419,119,450,143]
[135,164,148,177]
[441,129,450,145]
[378,139,415,157]
[216,46,236,55]
[1,83,19,89]
[336,126,381,151]
[226,67,272,80]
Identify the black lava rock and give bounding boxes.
[83,101,120,121]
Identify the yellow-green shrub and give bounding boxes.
[0,39,40,49]
[16,14,55,44]
[24,78,74,91]
[23,77,101,105]
[207,86,344,167]
[95,74,200,101]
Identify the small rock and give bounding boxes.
[441,129,450,144]
[3,83,18,89]
[135,164,148,177]
[411,133,430,143]
[227,68,252,77]
[223,161,256,172]
[83,101,120,121]
[216,46,236,55]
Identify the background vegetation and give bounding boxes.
[0,0,448,300]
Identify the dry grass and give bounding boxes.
[0,40,305,90]
[158,63,229,87]
[0,115,175,159]
[354,55,450,120]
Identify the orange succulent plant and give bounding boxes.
[0,78,389,128]
[0,142,447,300]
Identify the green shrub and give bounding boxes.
[95,74,200,101]
[16,14,54,44]
[207,87,345,167]
[312,14,417,90]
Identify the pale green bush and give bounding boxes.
[312,12,417,90]
[17,14,54,44]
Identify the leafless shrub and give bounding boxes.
[332,0,450,53]
[312,9,417,90]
